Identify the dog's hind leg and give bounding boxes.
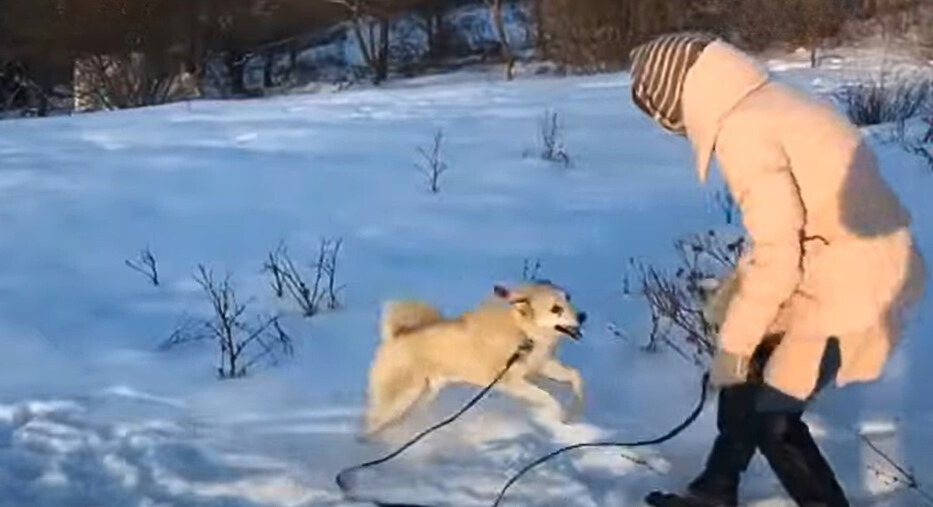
[365,376,431,437]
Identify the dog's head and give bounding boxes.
[493,281,587,341]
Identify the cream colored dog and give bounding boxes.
[363,281,587,437]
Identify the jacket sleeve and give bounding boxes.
[718,166,805,357]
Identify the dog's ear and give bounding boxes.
[493,285,510,299]
[512,298,532,317]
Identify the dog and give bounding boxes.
[363,281,587,438]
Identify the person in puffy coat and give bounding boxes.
[628,33,927,507]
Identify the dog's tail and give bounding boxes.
[380,300,443,342]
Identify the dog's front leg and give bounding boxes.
[540,360,584,422]
[496,377,564,422]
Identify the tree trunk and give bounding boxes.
[425,11,437,61]
[488,0,515,80]
[532,0,546,59]
[377,16,390,83]
[359,15,390,85]
[263,52,275,89]
[226,50,247,96]
[285,46,298,85]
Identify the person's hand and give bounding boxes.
[709,349,751,388]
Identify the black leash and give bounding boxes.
[336,341,534,507]
[490,372,710,507]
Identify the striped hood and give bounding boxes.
[630,35,771,182]
[629,32,716,134]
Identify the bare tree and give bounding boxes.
[795,0,847,68]
[321,0,412,84]
[125,246,160,286]
[415,128,448,193]
[163,265,294,379]
[413,1,450,63]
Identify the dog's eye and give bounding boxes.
[551,305,563,315]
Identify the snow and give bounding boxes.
[0,53,930,507]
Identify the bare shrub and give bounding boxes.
[537,109,571,166]
[265,239,344,316]
[125,246,160,286]
[163,265,294,379]
[415,128,448,193]
[73,53,192,111]
[834,72,933,127]
[623,230,745,363]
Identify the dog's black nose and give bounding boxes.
[577,312,587,324]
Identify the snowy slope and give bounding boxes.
[0,59,930,507]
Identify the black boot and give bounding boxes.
[685,382,759,506]
[756,411,850,507]
[646,382,759,507]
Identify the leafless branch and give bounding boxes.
[714,186,738,225]
[263,241,288,298]
[537,109,571,167]
[619,452,665,475]
[125,246,160,286]
[522,258,543,281]
[861,433,933,506]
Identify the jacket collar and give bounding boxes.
[682,40,770,183]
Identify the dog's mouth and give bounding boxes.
[555,325,582,340]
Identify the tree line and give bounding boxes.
[0,0,927,116]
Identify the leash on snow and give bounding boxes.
[336,340,711,507]
[336,340,534,507]
[490,372,710,507]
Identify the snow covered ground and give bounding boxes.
[0,53,930,507]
